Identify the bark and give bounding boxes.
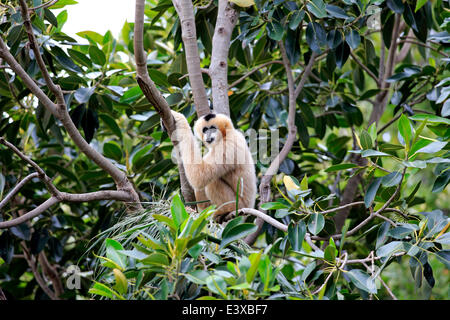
[173,0,210,116]
[134,0,196,204]
[210,0,237,116]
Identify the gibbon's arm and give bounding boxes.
[171,111,234,189]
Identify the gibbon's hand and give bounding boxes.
[170,110,191,142]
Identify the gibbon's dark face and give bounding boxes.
[194,113,231,148]
[202,124,218,144]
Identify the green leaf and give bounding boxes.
[381,171,402,187]
[120,86,143,104]
[324,245,336,263]
[432,171,450,193]
[326,4,350,19]
[206,275,228,298]
[325,163,358,172]
[306,22,326,53]
[44,9,58,27]
[402,160,427,169]
[361,149,391,158]
[141,253,169,266]
[165,93,184,106]
[409,114,450,126]
[307,0,326,18]
[246,251,262,283]
[0,173,5,200]
[89,45,106,66]
[376,221,391,249]
[112,268,128,295]
[260,202,289,210]
[326,30,343,49]
[171,193,188,228]
[289,10,305,30]
[414,0,427,12]
[398,114,413,150]
[365,178,382,208]
[99,114,123,139]
[389,225,417,239]
[360,130,372,150]
[347,269,377,294]
[386,0,404,14]
[267,20,284,41]
[89,282,124,300]
[68,48,92,68]
[49,0,78,9]
[442,100,450,117]
[105,239,126,270]
[220,223,258,249]
[345,30,361,50]
[415,141,447,154]
[300,174,308,191]
[74,87,95,104]
[258,255,272,291]
[148,69,170,87]
[185,270,210,285]
[288,221,306,251]
[103,141,123,162]
[308,213,325,235]
[376,241,404,257]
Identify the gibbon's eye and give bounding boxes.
[202,127,208,133]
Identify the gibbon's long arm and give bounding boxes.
[171,111,234,189]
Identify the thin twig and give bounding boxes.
[350,50,380,87]
[29,0,59,11]
[0,172,39,211]
[228,61,283,89]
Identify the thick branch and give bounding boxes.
[0,190,134,229]
[210,0,237,116]
[134,0,195,203]
[172,0,210,116]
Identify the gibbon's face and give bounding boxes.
[194,113,232,148]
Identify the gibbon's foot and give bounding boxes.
[185,207,197,215]
[213,211,236,224]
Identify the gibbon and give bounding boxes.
[170,111,256,221]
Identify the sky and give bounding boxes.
[53,0,135,42]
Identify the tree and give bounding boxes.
[0,0,449,300]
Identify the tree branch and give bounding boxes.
[245,44,317,245]
[210,0,237,116]
[0,173,39,211]
[134,0,195,204]
[0,4,140,206]
[228,61,283,89]
[350,50,380,86]
[172,0,210,116]
[21,243,58,299]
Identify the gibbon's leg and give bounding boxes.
[171,111,233,189]
[194,189,210,211]
[206,179,237,222]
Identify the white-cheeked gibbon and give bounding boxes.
[170,111,256,221]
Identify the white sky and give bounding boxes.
[53,0,135,42]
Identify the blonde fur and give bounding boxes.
[171,111,256,219]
